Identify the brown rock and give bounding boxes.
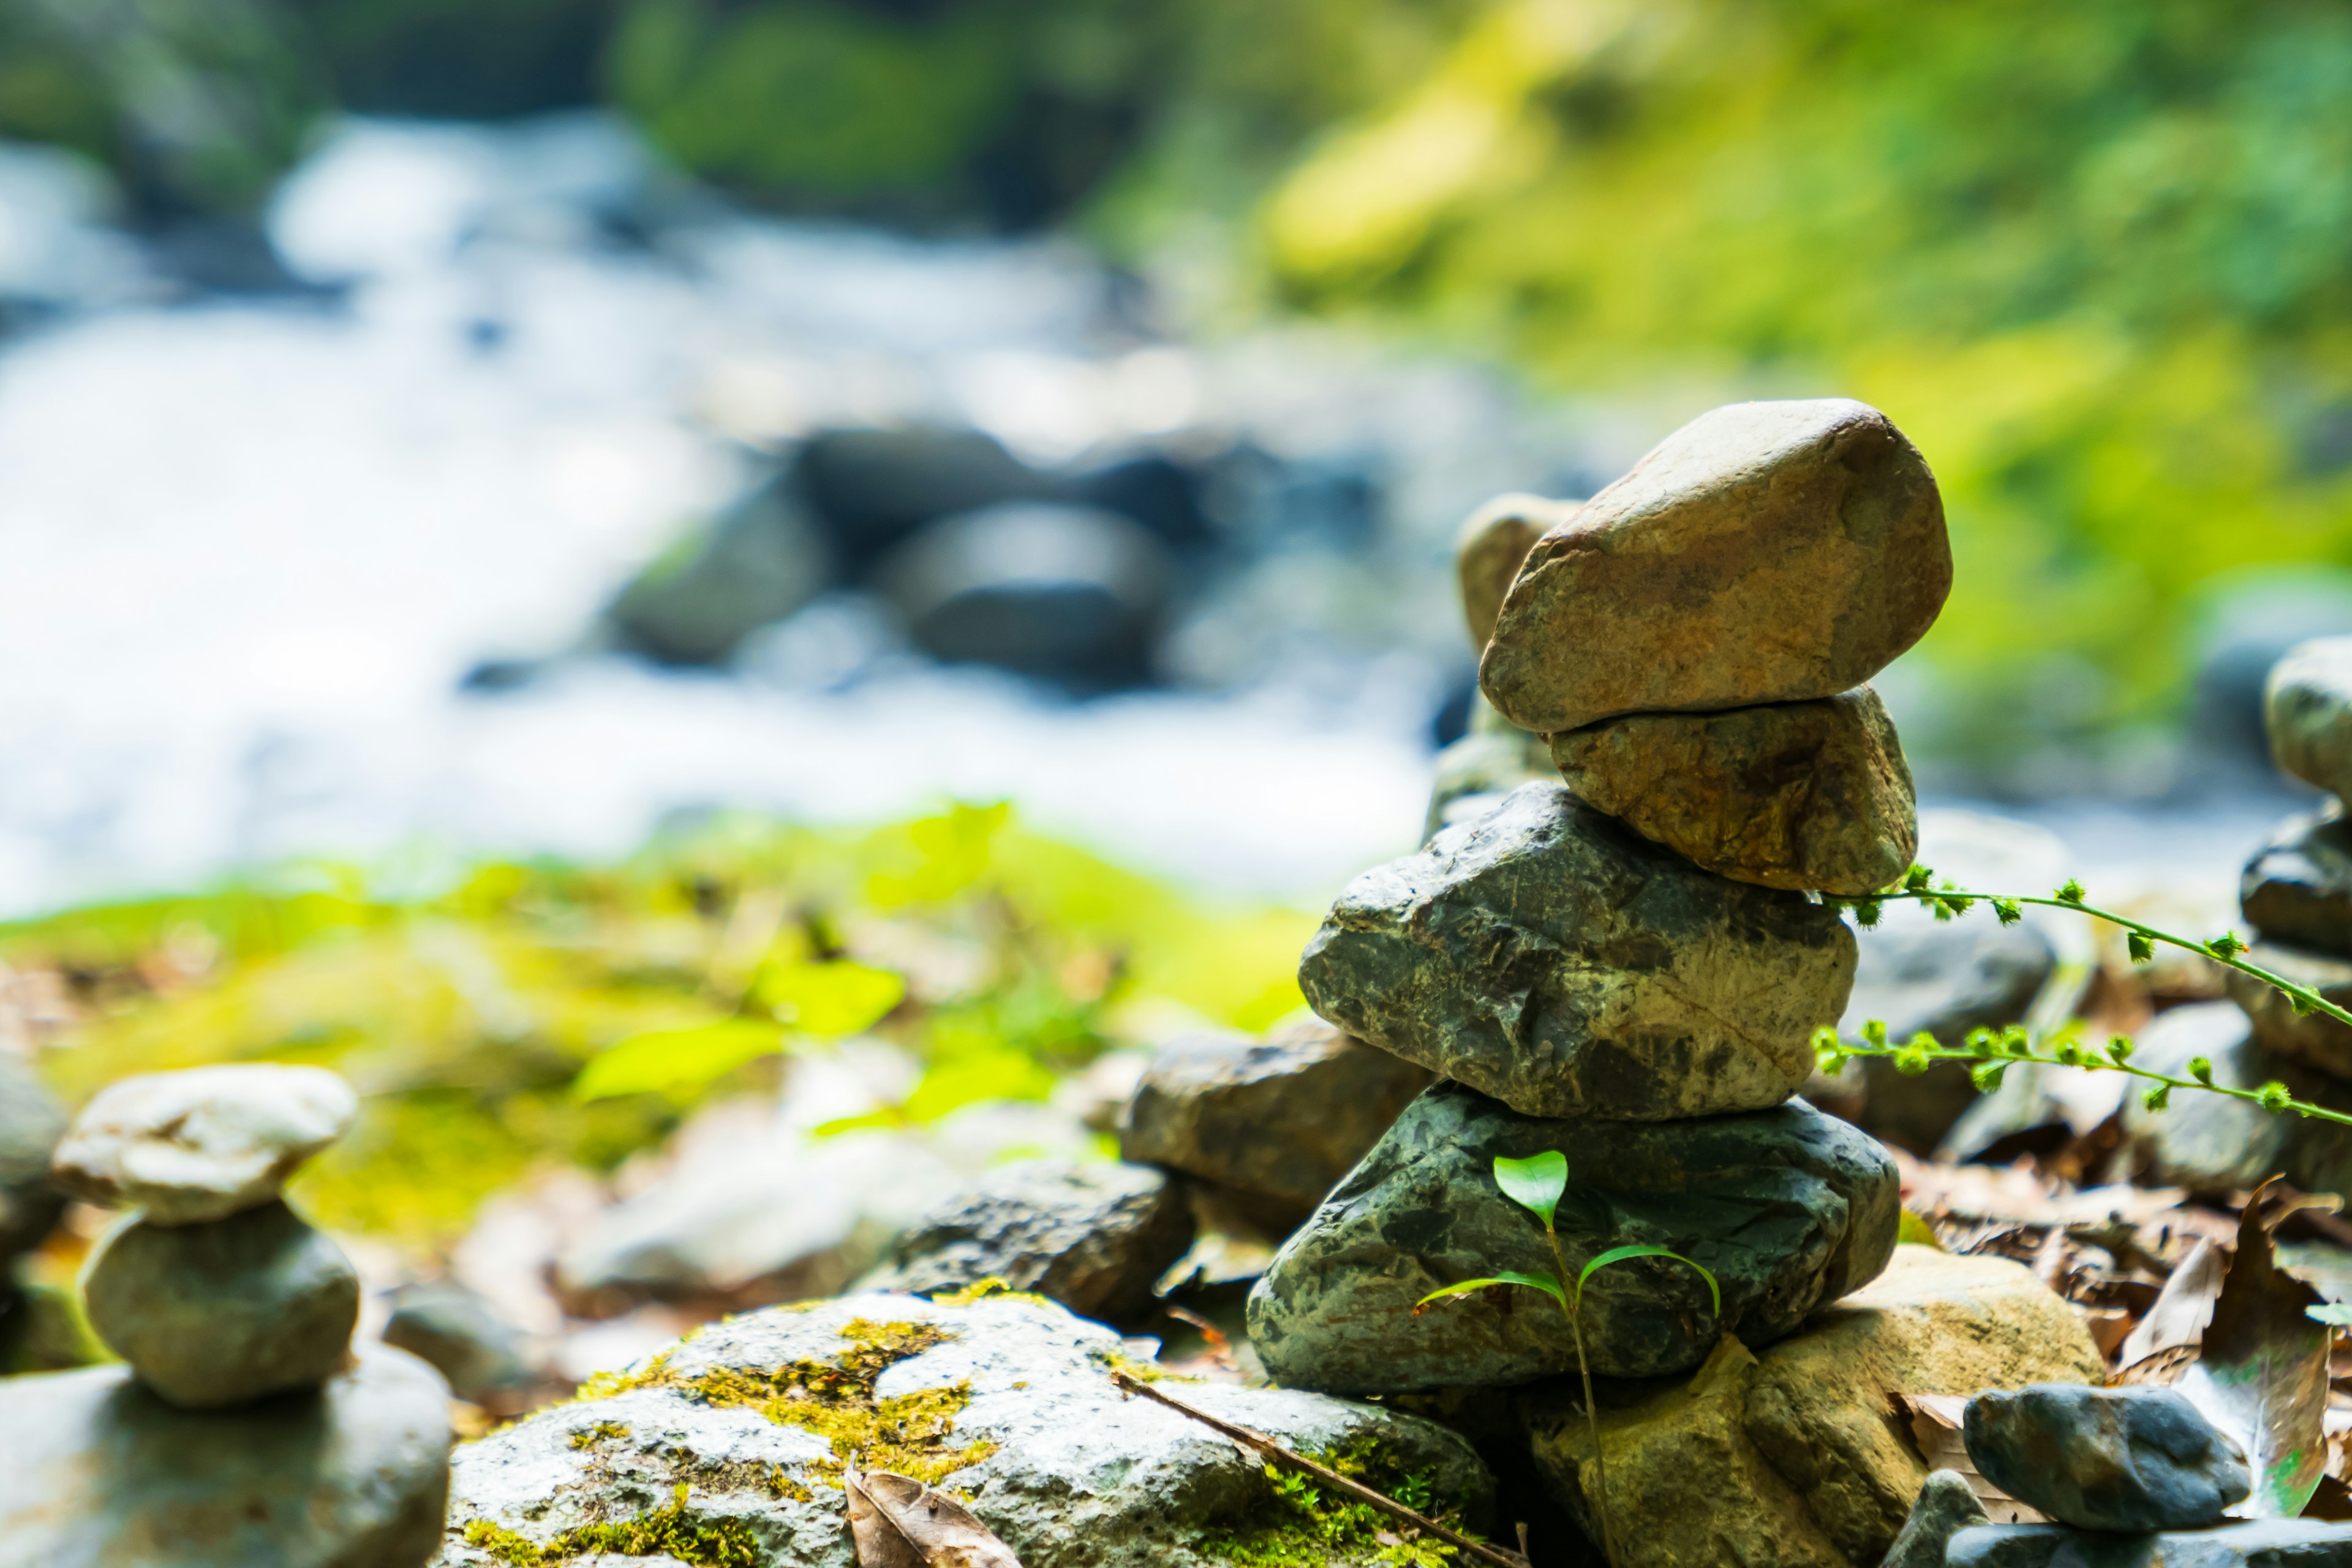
[1455,494,1571,650]
[1548,687,1918,895]
[1119,1019,1432,1232]
[1524,1246,2105,1568]
[1481,399,1950,733]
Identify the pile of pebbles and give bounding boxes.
[0,1063,454,1568]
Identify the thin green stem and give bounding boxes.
[1820,1034,2352,1129]
[1547,1223,1611,1567]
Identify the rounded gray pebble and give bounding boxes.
[1964,1382,2250,1532]
[83,1200,359,1410]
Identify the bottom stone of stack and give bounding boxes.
[1245,1080,1901,1392]
[1947,1519,2352,1567]
[0,1343,453,1568]
[1522,1246,2105,1568]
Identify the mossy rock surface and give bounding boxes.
[434,1289,1496,1568]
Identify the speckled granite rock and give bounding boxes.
[856,1159,1193,1321]
[1480,399,1950,734]
[1964,1384,2249,1532]
[1246,1082,1898,1390]
[82,1200,360,1409]
[1300,783,1857,1121]
[2242,806,2352,958]
[1523,1248,2103,1568]
[0,1344,451,1568]
[432,1291,1493,1568]
[1547,687,1916,895]
[2266,636,2352,802]
[51,1063,356,1224]
[1118,1019,1431,1231]
[1946,1518,2352,1567]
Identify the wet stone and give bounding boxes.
[52,1063,358,1224]
[1964,1384,2250,1532]
[856,1158,1194,1323]
[2243,805,2352,959]
[1480,398,1950,734]
[1118,1019,1431,1232]
[1246,1081,1899,1391]
[1300,782,1857,1121]
[83,1200,360,1410]
[1547,686,1917,896]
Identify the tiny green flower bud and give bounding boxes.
[2144,1082,2171,1112]
[2127,931,2154,964]
[2258,1081,2293,1113]
[2189,1056,2214,1085]
[2106,1035,2133,1065]
[1969,1061,2008,1093]
[2056,879,2086,904]
[1992,899,2022,925]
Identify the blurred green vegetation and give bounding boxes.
[7,0,2352,737]
[5,805,1312,1256]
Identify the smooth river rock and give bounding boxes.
[856,1158,1193,1322]
[1547,687,1917,896]
[2242,806,2352,957]
[83,1200,360,1409]
[1300,783,1858,1121]
[53,1062,358,1224]
[1118,1019,1432,1231]
[1964,1384,2249,1532]
[0,1344,452,1568]
[1245,1082,1899,1390]
[432,1291,1492,1568]
[1523,1247,2104,1568]
[1946,1519,2352,1567]
[2222,941,2352,1081]
[1480,398,1950,734]
[1455,492,1569,649]
[2266,636,2352,802]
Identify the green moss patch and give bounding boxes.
[1208,1435,1485,1568]
[464,1483,760,1567]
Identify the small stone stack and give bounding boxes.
[2121,639,2352,1191]
[1244,401,2118,1566]
[0,1063,454,1567]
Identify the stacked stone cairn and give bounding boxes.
[1884,1382,2351,1567]
[0,1063,454,1568]
[1247,401,2119,1567]
[2121,636,2352,1193]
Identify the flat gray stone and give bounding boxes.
[0,1052,64,1261]
[1885,1469,1990,1568]
[2118,1003,2352,1194]
[2243,806,2352,957]
[2223,941,2352,1080]
[1947,1518,2352,1567]
[1301,782,1857,1121]
[0,1344,451,1568]
[432,1291,1493,1568]
[83,1201,359,1409]
[1245,1081,1899,1391]
[1965,1383,2250,1532]
[2267,636,2352,801]
[856,1158,1193,1322]
[1548,687,1917,896]
[52,1063,357,1224]
[1480,398,1950,733]
[1118,1019,1431,1231]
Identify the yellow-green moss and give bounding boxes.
[1207,1436,1483,1568]
[927,1276,1050,1309]
[462,1483,760,1567]
[568,1420,629,1451]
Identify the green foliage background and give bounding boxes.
[7,0,2352,734]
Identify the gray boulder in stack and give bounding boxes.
[1253,398,1949,1394]
[0,1063,453,1568]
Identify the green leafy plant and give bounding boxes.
[1416,1153,1719,1567]
[1818,867,2352,1129]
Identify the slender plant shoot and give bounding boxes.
[1417,1152,1719,1566]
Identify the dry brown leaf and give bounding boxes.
[2117,1237,2226,1369]
[1892,1392,2046,1525]
[845,1469,1022,1568]
[2177,1197,2332,1520]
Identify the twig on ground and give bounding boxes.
[1107,1368,1532,1568]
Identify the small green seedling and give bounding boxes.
[1417,1152,1719,1567]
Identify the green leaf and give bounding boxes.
[1493,1151,1569,1228]
[573,1017,785,1101]
[753,960,905,1038]
[1575,1244,1722,1317]
[1416,1269,1568,1313]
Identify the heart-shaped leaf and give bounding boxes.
[1493,1152,1569,1229]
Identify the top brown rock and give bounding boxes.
[1480,399,1950,733]
[1456,494,1574,650]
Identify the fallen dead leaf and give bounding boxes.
[1893,1392,2045,1525]
[2117,1238,2226,1370]
[2176,1196,2332,1519]
[845,1469,1022,1568]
